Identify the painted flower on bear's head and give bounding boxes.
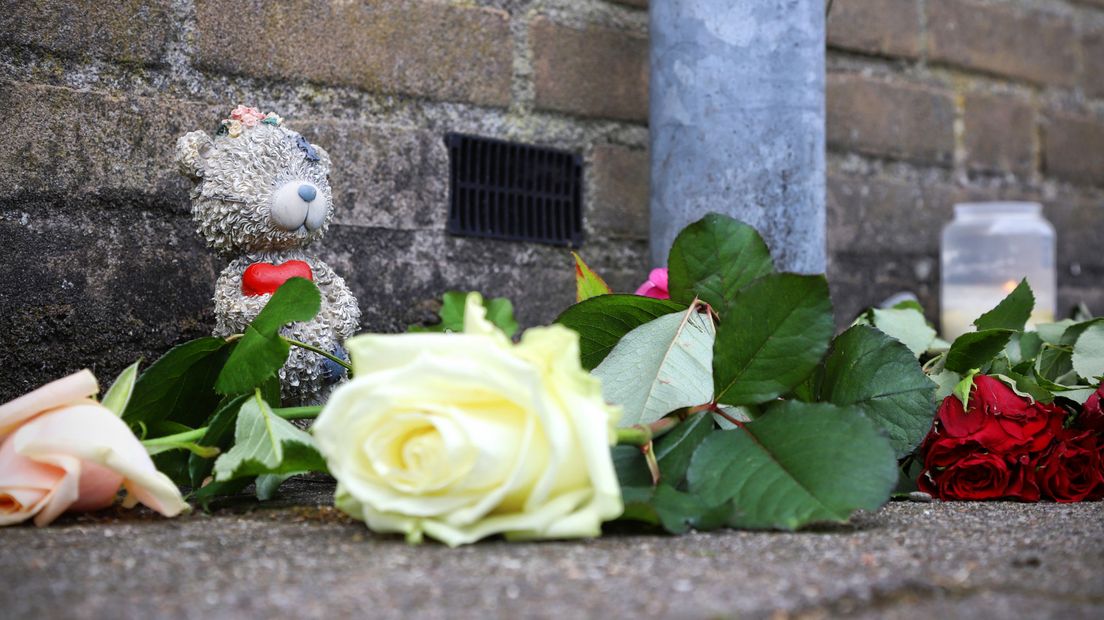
[224,119,243,138]
[230,105,267,127]
[262,112,283,126]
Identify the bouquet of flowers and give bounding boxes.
[3,214,1102,544]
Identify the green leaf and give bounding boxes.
[409,291,518,338]
[713,404,755,430]
[188,393,251,487]
[192,478,252,510]
[213,390,327,482]
[145,440,220,458]
[123,337,231,428]
[101,360,141,417]
[594,305,715,427]
[572,252,612,302]
[870,307,937,359]
[992,372,1054,404]
[1059,318,1104,347]
[944,329,1014,374]
[1037,320,1075,345]
[973,279,1034,332]
[1072,322,1104,382]
[817,326,936,457]
[687,401,897,530]
[556,294,687,371]
[619,484,728,534]
[713,273,834,405]
[1008,331,1043,365]
[256,473,296,501]
[612,412,716,488]
[931,367,961,402]
[667,213,775,310]
[1036,345,1075,383]
[215,278,322,395]
[484,298,520,339]
[953,370,979,408]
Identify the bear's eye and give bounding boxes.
[295,135,320,163]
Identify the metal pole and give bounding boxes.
[649,1,826,274]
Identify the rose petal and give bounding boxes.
[649,267,669,291]
[12,405,188,518]
[0,436,70,526]
[0,370,99,440]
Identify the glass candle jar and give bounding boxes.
[941,202,1056,340]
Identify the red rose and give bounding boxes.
[1079,385,1104,435]
[1003,451,1042,502]
[920,451,1011,500]
[1038,430,1104,503]
[932,375,1061,453]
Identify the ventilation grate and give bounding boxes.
[445,133,584,247]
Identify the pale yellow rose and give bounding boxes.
[313,294,623,546]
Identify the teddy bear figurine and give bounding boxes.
[175,106,360,405]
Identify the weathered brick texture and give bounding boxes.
[1043,114,1104,186]
[827,74,955,165]
[0,0,173,66]
[531,17,648,122]
[586,144,650,240]
[194,0,513,107]
[1083,29,1104,99]
[0,81,216,203]
[827,0,922,58]
[963,93,1036,177]
[926,0,1077,87]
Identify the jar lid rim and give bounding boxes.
[955,201,1042,217]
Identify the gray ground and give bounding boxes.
[2,477,1101,620]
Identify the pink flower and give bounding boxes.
[634,268,670,299]
[0,371,188,526]
[229,105,266,128]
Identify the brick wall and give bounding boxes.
[1,0,1102,400]
[0,0,650,399]
[826,0,1104,324]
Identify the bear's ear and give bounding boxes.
[312,143,332,168]
[175,131,214,180]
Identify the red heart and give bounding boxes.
[241,260,314,296]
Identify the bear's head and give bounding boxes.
[175,106,334,255]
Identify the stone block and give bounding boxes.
[827,74,955,166]
[827,173,955,256]
[827,251,940,328]
[963,93,1036,177]
[531,17,648,122]
[322,227,648,332]
[0,81,215,207]
[300,122,449,231]
[587,144,649,240]
[0,0,173,66]
[1083,29,1104,99]
[0,206,219,403]
[194,0,513,107]
[827,0,922,59]
[1043,114,1104,186]
[927,0,1077,87]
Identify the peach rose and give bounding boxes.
[0,370,188,526]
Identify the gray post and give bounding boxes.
[649,1,826,274]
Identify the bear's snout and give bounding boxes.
[270,180,328,232]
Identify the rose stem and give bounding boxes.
[139,406,323,449]
[222,333,354,373]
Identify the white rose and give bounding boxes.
[313,294,623,546]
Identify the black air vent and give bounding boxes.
[446,133,583,247]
